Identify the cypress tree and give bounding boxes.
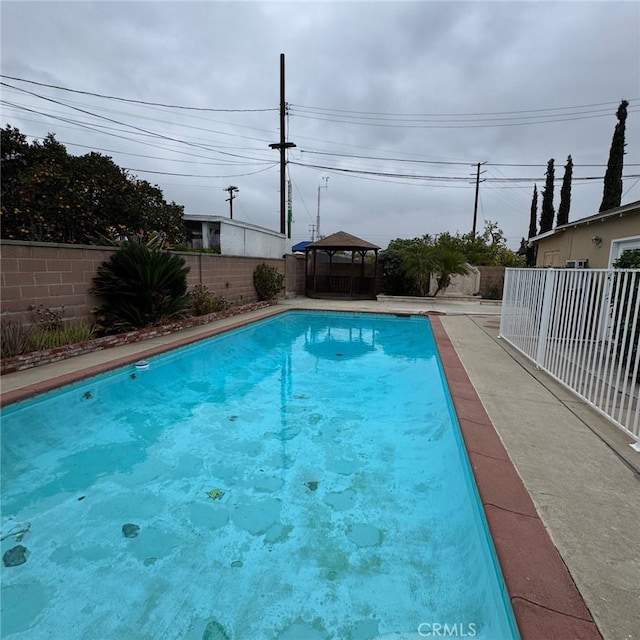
[557,155,573,226]
[526,185,538,266]
[599,99,628,212]
[539,159,555,233]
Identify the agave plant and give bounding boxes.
[91,241,191,333]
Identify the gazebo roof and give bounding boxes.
[307,231,380,251]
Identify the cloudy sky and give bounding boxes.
[2,1,639,250]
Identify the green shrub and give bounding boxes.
[91,241,191,334]
[27,322,94,351]
[254,263,284,301]
[1,321,32,357]
[189,284,231,316]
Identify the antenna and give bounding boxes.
[316,176,329,239]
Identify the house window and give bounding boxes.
[565,259,589,269]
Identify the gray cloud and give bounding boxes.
[2,1,638,249]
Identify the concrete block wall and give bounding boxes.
[181,252,285,306]
[477,266,506,297]
[1,241,285,327]
[1,241,118,325]
[285,254,306,297]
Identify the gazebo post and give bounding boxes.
[350,250,355,296]
[313,248,318,297]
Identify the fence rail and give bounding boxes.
[499,268,640,447]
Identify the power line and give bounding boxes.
[122,164,278,179]
[1,85,279,145]
[1,84,275,162]
[0,74,278,112]
[19,133,276,166]
[290,161,640,183]
[2,102,272,165]
[290,109,640,129]
[299,148,640,168]
[290,99,639,117]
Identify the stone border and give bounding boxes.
[0,301,274,375]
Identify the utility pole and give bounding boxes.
[309,224,316,242]
[224,185,239,219]
[269,53,296,237]
[316,176,329,240]
[287,180,293,239]
[472,162,486,235]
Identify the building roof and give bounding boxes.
[292,241,312,252]
[307,231,380,250]
[529,200,640,243]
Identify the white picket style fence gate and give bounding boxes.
[499,268,640,448]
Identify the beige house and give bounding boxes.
[530,200,640,268]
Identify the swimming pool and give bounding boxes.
[1,310,519,639]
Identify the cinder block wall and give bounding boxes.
[1,241,118,325]
[477,266,506,296]
[0,241,285,327]
[284,254,305,297]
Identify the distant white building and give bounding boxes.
[183,214,287,259]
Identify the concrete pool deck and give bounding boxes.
[1,296,638,640]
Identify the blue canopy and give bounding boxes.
[291,241,312,252]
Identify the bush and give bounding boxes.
[1,321,32,357]
[189,284,231,316]
[91,241,191,334]
[27,322,94,351]
[254,263,284,301]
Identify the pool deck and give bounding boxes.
[1,296,638,640]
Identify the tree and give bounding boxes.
[0,126,187,245]
[539,159,555,233]
[400,244,435,296]
[430,246,471,296]
[526,185,538,266]
[380,237,430,295]
[600,100,628,212]
[557,155,573,226]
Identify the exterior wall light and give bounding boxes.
[591,236,603,248]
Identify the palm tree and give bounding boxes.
[400,245,435,296]
[430,247,471,296]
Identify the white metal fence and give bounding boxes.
[499,268,640,448]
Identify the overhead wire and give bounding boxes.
[289,109,640,129]
[290,98,638,117]
[1,82,275,163]
[0,74,278,112]
[1,102,271,165]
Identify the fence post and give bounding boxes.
[535,269,556,367]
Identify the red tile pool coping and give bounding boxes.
[0,309,602,639]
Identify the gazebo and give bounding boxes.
[305,231,380,299]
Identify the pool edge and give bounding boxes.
[429,315,603,640]
[0,306,288,406]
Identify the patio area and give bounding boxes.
[1,296,638,639]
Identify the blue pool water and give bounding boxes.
[1,311,519,640]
